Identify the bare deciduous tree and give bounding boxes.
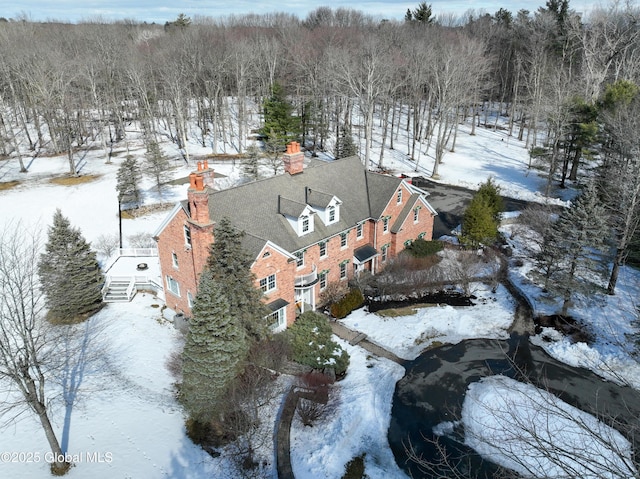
[0,224,69,474]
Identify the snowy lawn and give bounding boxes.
[455,375,635,479]
[290,339,407,479]
[341,283,516,360]
[503,222,640,389]
[0,294,227,479]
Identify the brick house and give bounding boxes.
[154,142,437,332]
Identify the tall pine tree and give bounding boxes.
[335,124,357,159]
[181,269,247,422]
[538,182,610,314]
[38,209,103,323]
[207,217,269,341]
[116,156,142,208]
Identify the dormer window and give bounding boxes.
[301,215,310,233]
[328,206,336,222]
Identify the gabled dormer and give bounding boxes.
[305,187,342,226]
[278,196,315,236]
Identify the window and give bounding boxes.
[184,225,192,247]
[166,276,180,296]
[340,262,348,280]
[418,232,426,239]
[381,245,388,263]
[319,241,327,258]
[404,239,413,247]
[319,271,328,290]
[260,274,276,293]
[295,251,304,268]
[301,215,309,233]
[383,217,389,233]
[328,205,336,222]
[340,232,348,248]
[267,308,286,331]
[397,189,402,204]
[356,222,364,239]
[414,207,420,223]
[171,252,179,269]
[187,291,194,308]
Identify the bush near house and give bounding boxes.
[285,311,350,377]
[330,288,364,319]
[404,239,444,257]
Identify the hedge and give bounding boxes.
[330,288,364,319]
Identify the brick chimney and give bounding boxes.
[283,141,304,175]
[187,163,213,225]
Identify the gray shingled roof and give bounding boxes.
[198,156,406,258]
[391,193,421,234]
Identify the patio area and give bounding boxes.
[102,248,163,302]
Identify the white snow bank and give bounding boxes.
[341,283,515,360]
[459,375,635,479]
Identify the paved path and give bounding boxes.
[330,321,406,366]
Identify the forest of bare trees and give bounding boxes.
[0,2,637,176]
[2,3,640,291]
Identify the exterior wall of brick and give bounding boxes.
[156,207,213,315]
[252,245,297,327]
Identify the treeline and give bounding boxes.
[0,1,639,185]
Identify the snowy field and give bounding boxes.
[1,110,639,478]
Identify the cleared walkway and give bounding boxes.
[330,321,406,366]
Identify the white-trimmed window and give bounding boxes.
[166,276,180,296]
[414,206,421,223]
[340,262,348,280]
[187,291,194,308]
[301,215,310,233]
[295,251,305,268]
[319,271,328,290]
[184,225,192,247]
[267,307,286,331]
[418,232,426,239]
[340,232,348,248]
[319,241,327,258]
[356,222,364,239]
[172,252,179,269]
[381,245,389,263]
[397,189,402,204]
[383,217,390,233]
[328,205,336,222]
[260,274,277,293]
[404,239,413,247]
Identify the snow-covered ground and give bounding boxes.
[1,108,638,478]
[341,283,516,361]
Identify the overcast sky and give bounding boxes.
[3,0,602,24]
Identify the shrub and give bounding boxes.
[330,288,364,319]
[297,398,327,427]
[405,239,444,257]
[285,311,350,376]
[342,454,366,479]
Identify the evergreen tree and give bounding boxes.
[38,209,103,323]
[242,144,260,180]
[538,182,610,314]
[181,269,247,421]
[405,2,434,24]
[145,138,171,193]
[335,124,357,159]
[285,311,349,376]
[261,83,300,148]
[116,156,142,208]
[461,179,503,247]
[475,178,504,224]
[207,217,269,341]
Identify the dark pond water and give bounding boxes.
[388,335,640,478]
